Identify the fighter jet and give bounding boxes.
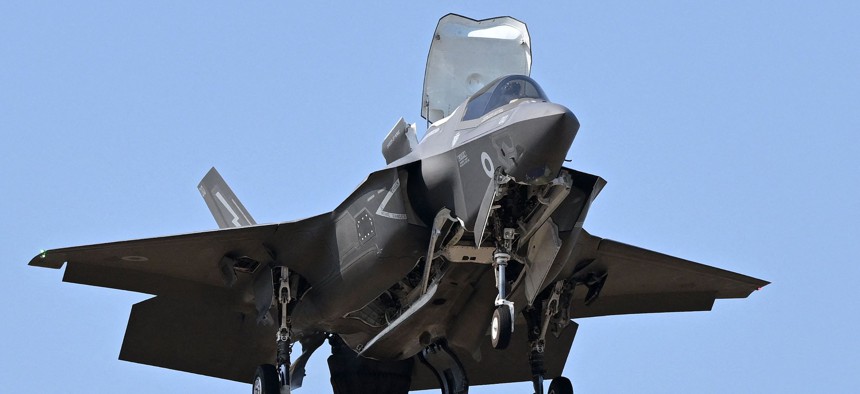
[29,14,767,394]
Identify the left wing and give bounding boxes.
[563,230,769,318]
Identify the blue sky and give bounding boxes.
[3,2,859,393]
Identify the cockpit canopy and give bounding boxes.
[462,75,548,121]
[422,15,531,123]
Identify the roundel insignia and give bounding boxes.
[481,152,494,178]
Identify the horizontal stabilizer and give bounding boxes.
[120,296,274,383]
[198,167,256,229]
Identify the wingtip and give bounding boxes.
[28,250,65,269]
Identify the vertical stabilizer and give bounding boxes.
[197,167,257,228]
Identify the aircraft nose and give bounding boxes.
[503,103,579,184]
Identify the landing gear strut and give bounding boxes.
[525,281,575,394]
[253,266,294,394]
[491,228,516,350]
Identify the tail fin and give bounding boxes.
[197,167,257,228]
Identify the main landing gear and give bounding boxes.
[253,266,294,394]
[253,365,280,394]
[547,377,574,394]
[523,281,575,394]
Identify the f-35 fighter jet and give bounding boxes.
[29,14,767,394]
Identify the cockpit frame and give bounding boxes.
[462,75,548,121]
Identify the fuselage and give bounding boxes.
[292,75,582,360]
[400,75,580,230]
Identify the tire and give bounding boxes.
[491,305,512,349]
[548,376,573,394]
[253,364,280,394]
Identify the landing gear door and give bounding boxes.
[421,14,531,123]
[525,219,562,305]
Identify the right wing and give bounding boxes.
[565,231,769,318]
[29,213,335,301]
[29,214,336,383]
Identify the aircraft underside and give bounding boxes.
[28,13,767,394]
[250,166,606,394]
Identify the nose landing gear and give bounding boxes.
[490,228,516,350]
[490,298,513,349]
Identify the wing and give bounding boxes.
[29,214,335,300]
[565,231,769,318]
[29,214,336,383]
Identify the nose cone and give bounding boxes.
[502,103,579,184]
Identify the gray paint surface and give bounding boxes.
[25,12,769,393]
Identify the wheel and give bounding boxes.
[253,364,280,394]
[548,376,573,394]
[491,305,512,349]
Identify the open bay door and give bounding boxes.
[421,14,532,123]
